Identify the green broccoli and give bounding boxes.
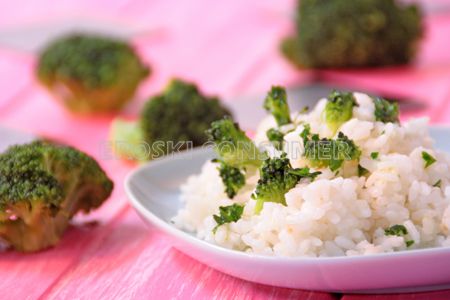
[252,153,321,213]
[213,204,244,234]
[373,97,400,123]
[110,79,232,161]
[0,141,113,252]
[324,91,358,133]
[302,128,361,171]
[213,159,246,199]
[207,117,267,169]
[37,34,150,114]
[264,86,291,126]
[282,0,423,68]
[266,128,285,151]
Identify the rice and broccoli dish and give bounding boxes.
[173,87,450,257]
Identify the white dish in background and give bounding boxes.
[0,126,35,152]
[125,126,450,293]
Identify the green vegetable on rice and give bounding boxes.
[213,204,244,234]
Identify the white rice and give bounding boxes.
[173,92,450,257]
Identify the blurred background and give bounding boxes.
[1,0,450,132]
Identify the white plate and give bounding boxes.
[0,126,35,152]
[125,126,450,293]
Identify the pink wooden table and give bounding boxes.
[1,1,450,299]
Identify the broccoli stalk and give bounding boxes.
[324,91,358,134]
[0,141,113,252]
[207,118,268,198]
[264,86,291,126]
[37,34,150,114]
[207,118,267,169]
[252,153,321,214]
[110,79,232,161]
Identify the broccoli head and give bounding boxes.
[264,86,291,126]
[324,91,358,133]
[37,34,150,114]
[110,79,232,161]
[207,117,267,169]
[266,128,285,151]
[0,141,113,252]
[252,153,320,213]
[213,159,246,199]
[302,127,361,171]
[282,0,423,68]
[373,97,400,123]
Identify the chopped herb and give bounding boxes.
[266,128,285,151]
[300,124,311,145]
[373,97,399,123]
[381,130,386,135]
[384,224,408,236]
[433,179,442,188]
[334,170,340,177]
[288,167,322,180]
[370,152,379,160]
[300,106,309,114]
[358,165,369,176]
[422,151,436,168]
[213,204,244,233]
[406,240,415,247]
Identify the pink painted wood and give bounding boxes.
[1,1,450,299]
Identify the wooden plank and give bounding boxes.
[342,290,450,300]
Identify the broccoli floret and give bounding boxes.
[302,128,361,171]
[282,0,423,68]
[213,160,246,199]
[110,79,232,161]
[266,128,285,151]
[213,204,244,234]
[324,91,358,133]
[0,141,113,252]
[207,118,267,169]
[37,34,150,114]
[373,97,400,123]
[264,86,291,126]
[252,153,321,213]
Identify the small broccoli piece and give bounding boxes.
[252,153,321,213]
[373,97,400,123]
[110,79,232,161]
[282,0,423,68]
[384,224,408,236]
[37,34,150,114]
[213,159,246,199]
[264,86,291,126]
[266,128,285,151]
[213,204,244,234]
[0,141,113,252]
[302,128,361,171]
[207,118,267,168]
[324,91,358,133]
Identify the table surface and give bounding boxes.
[2,0,450,299]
